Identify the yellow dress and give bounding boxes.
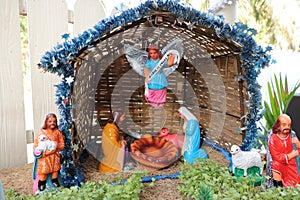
[99,123,124,173]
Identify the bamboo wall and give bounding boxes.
[72,12,247,153]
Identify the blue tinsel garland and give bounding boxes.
[38,0,272,185]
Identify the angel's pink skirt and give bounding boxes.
[146,88,167,108]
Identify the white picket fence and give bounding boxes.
[0,0,107,169]
[0,0,236,169]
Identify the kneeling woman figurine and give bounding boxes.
[178,106,208,164]
[33,113,65,192]
[99,111,127,173]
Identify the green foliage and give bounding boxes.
[179,159,261,199]
[5,160,300,199]
[5,189,30,200]
[238,0,300,51]
[179,159,300,199]
[199,0,210,12]
[196,184,212,200]
[20,15,30,75]
[262,73,300,134]
[189,0,300,51]
[5,172,144,200]
[20,15,28,41]
[238,0,275,46]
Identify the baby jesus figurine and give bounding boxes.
[158,127,184,150]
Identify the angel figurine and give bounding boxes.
[125,38,183,108]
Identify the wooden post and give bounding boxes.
[0,0,27,168]
[27,0,68,135]
[73,0,106,35]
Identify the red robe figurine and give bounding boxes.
[269,114,300,188]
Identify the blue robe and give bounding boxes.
[145,59,168,90]
[183,119,208,164]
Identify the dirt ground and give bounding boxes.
[0,145,229,199]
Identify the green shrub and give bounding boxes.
[5,172,144,200]
[179,159,300,199]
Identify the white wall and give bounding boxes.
[0,0,27,169]
[258,49,300,103]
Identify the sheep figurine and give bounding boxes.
[36,134,57,151]
[230,145,262,176]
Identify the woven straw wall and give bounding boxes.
[71,10,247,153]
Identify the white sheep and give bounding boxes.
[36,134,57,151]
[230,145,262,176]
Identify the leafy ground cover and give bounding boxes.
[5,144,300,199]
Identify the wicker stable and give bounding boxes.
[71,10,248,159]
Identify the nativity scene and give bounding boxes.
[34,0,273,195]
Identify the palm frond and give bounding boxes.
[263,73,300,135]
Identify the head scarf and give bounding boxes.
[178,106,198,121]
